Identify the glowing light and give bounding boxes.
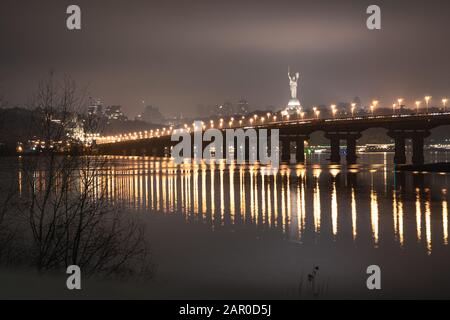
[370,189,379,246]
[415,101,421,114]
[315,110,320,119]
[330,104,336,118]
[425,96,431,113]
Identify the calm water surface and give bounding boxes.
[9,152,450,298]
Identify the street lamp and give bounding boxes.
[331,104,337,118]
[442,98,448,112]
[392,103,397,115]
[351,103,356,117]
[424,96,431,113]
[315,110,320,119]
[372,100,379,108]
[370,105,375,116]
[415,101,421,114]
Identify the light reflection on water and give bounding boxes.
[14,153,450,255]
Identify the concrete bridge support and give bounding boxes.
[329,136,341,163]
[346,136,358,164]
[325,132,362,164]
[281,138,291,162]
[393,136,407,165]
[388,130,430,165]
[295,138,305,163]
[295,136,309,163]
[280,134,309,163]
[412,134,425,165]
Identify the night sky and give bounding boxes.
[1,0,450,117]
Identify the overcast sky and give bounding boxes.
[1,0,450,117]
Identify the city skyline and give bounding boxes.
[1,0,450,117]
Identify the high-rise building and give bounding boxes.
[87,99,103,116]
[140,105,164,124]
[105,105,126,120]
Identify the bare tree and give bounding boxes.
[18,72,152,278]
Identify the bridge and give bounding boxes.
[94,112,450,165]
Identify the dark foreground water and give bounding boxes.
[2,151,450,299]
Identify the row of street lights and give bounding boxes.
[97,96,449,144]
[395,96,448,115]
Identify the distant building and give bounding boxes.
[140,105,164,124]
[105,105,127,121]
[211,102,233,117]
[236,99,249,115]
[165,115,185,127]
[66,115,85,142]
[87,99,103,116]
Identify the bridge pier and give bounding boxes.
[295,136,309,163]
[346,137,358,164]
[325,132,362,164]
[394,137,406,165]
[295,139,305,163]
[280,134,308,163]
[281,138,291,162]
[388,130,430,165]
[329,136,341,163]
[412,134,425,165]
